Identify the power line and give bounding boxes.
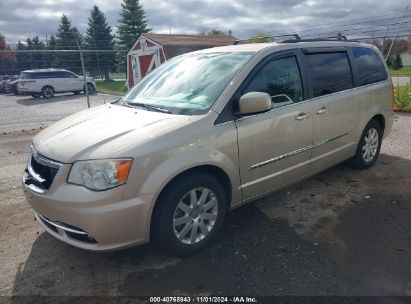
[0,50,127,53]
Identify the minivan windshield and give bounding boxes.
[122,52,253,115]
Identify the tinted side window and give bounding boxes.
[31,72,52,79]
[21,73,31,79]
[305,52,353,97]
[50,71,64,78]
[352,47,388,86]
[60,71,76,78]
[244,56,304,108]
[32,73,46,79]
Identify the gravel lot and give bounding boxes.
[0,113,410,299]
[0,93,119,134]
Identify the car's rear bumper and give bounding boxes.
[18,87,38,95]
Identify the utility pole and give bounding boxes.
[381,26,390,55]
[75,40,90,108]
[385,6,408,60]
[92,27,104,81]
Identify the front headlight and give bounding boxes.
[68,159,132,191]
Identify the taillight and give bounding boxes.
[391,84,396,109]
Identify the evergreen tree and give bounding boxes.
[31,36,46,69]
[55,15,83,72]
[47,35,58,67]
[15,40,28,72]
[85,6,116,80]
[386,55,394,68]
[25,38,34,70]
[116,0,150,71]
[392,53,403,70]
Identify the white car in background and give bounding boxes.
[18,69,96,99]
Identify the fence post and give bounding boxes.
[75,40,90,109]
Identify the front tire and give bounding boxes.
[83,83,95,94]
[350,119,383,170]
[152,173,227,256]
[41,86,55,99]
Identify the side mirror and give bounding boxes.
[238,92,272,115]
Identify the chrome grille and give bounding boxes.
[24,147,62,193]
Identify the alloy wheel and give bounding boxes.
[43,87,54,98]
[362,128,379,162]
[173,187,219,245]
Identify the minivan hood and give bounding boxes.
[33,104,197,163]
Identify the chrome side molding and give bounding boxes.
[250,133,348,170]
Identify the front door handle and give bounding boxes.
[295,112,309,120]
[317,106,328,114]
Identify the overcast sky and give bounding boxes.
[0,0,410,45]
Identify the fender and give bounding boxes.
[138,146,241,204]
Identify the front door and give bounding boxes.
[235,52,314,201]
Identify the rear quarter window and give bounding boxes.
[20,73,32,79]
[352,47,388,86]
[305,52,353,98]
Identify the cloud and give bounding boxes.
[0,0,410,46]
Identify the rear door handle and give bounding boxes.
[317,106,328,114]
[295,112,310,120]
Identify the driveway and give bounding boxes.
[392,76,411,86]
[0,113,410,298]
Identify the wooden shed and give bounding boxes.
[127,33,237,89]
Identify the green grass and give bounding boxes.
[389,66,411,77]
[95,79,128,95]
[394,84,411,111]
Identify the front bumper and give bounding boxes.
[22,165,155,251]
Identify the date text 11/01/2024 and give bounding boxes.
[149,296,258,303]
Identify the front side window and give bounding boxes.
[305,52,353,97]
[244,56,304,108]
[123,52,254,115]
[352,47,388,86]
[51,72,65,78]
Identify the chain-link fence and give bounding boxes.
[0,49,127,134]
[1,44,410,134]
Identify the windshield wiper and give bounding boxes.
[128,102,173,114]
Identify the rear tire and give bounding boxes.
[73,91,81,95]
[349,119,383,170]
[152,173,227,256]
[41,86,55,99]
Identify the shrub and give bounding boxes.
[395,84,411,111]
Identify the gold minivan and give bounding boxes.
[23,40,394,255]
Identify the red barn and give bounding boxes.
[127,33,237,89]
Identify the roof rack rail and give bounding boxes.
[281,33,355,43]
[234,33,301,45]
[327,33,347,40]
